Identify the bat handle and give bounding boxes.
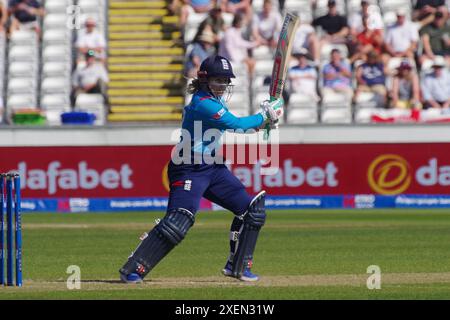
[263,96,278,140]
[263,123,271,140]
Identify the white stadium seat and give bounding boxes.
[43,45,71,62]
[44,14,68,29]
[7,94,37,109]
[43,62,71,77]
[45,0,74,13]
[321,108,352,123]
[288,93,319,109]
[287,108,318,124]
[41,77,70,94]
[41,95,71,110]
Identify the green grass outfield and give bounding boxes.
[1,209,450,299]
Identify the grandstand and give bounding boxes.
[0,0,449,126]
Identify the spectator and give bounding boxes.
[71,50,109,106]
[420,57,450,109]
[348,0,384,36]
[194,6,226,52]
[390,61,422,109]
[292,17,320,63]
[218,13,264,78]
[350,15,385,64]
[384,9,419,60]
[288,49,319,102]
[354,51,387,107]
[419,10,450,65]
[322,48,353,101]
[8,0,44,35]
[312,0,349,45]
[185,29,215,77]
[168,0,191,29]
[76,18,107,64]
[251,0,282,49]
[413,0,448,21]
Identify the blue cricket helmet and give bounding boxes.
[198,55,236,79]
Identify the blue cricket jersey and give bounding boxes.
[177,90,264,162]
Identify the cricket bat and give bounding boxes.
[264,12,300,140]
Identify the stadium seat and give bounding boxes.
[41,94,71,110]
[43,45,71,62]
[253,46,273,60]
[287,108,318,124]
[321,90,352,109]
[288,93,319,109]
[355,108,376,123]
[10,30,38,46]
[42,62,71,77]
[255,59,274,77]
[8,46,38,62]
[44,14,68,29]
[43,29,72,45]
[45,0,74,13]
[8,62,38,78]
[75,94,105,107]
[355,91,379,109]
[379,0,412,14]
[7,94,37,109]
[74,94,106,126]
[321,108,352,123]
[41,77,70,94]
[7,78,37,95]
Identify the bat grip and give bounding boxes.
[263,96,277,140]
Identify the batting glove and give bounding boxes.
[259,98,284,123]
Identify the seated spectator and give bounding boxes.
[185,29,215,77]
[419,10,450,65]
[322,48,353,101]
[71,50,109,106]
[354,51,387,107]
[292,17,320,63]
[194,6,226,52]
[184,0,215,13]
[76,18,107,64]
[218,13,264,78]
[288,49,319,102]
[384,9,419,60]
[390,60,422,109]
[390,61,422,109]
[420,57,450,109]
[348,0,384,36]
[312,0,349,45]
[251,0,282,49]
[350,15,385,64]
[8,0,45,35]
[413,0,448,21]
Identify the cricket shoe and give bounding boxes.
[120,272,143,284]
[222,261,259,282]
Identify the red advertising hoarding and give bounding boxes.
[0,143,449,198]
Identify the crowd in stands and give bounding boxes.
[180,0,450,122]
[0,0,108,124]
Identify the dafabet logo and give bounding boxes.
[368,155,412,195]
[368,155,450,195]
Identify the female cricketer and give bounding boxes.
[119,55,283,283]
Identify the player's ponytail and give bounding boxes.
[187,78,201,94]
